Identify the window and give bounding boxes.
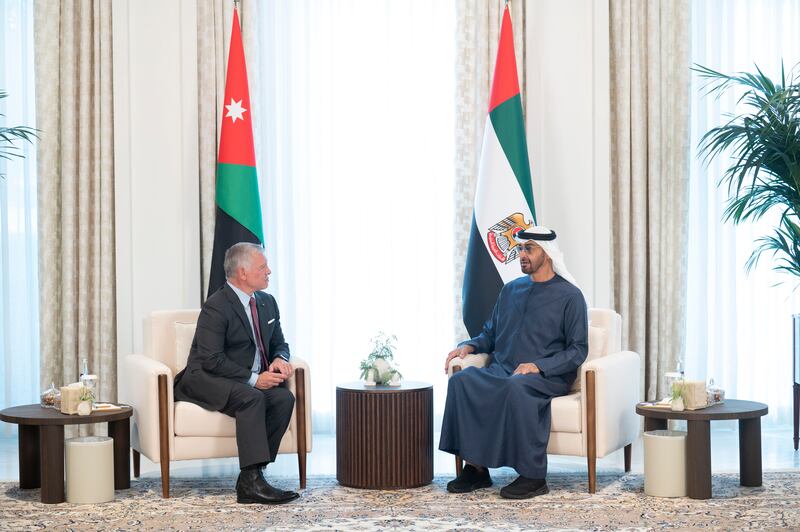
[687,0,800,426]
[0,0,38,424]
[252,1,456,432]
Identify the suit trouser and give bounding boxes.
[221,381,296,469]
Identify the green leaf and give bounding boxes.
[0,90,39,175]
[696,62,800,286]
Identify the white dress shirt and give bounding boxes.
[227,282,264,387]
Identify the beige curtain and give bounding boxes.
[34,0,116,406]
[197,0,259,299]
[454,0,525,341]
[610,0,691,401]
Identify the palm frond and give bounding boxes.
[0,91,39,174]
[695,62,800,284]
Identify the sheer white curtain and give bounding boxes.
[687,0,800,426]
[252,1,456,433]
[0,0,39,427]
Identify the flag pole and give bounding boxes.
[233,0,242,31]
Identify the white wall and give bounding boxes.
[526,0,611,308]
[112,0,612,369]
[113,0,201,362]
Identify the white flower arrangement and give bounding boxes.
[359,333,402,386]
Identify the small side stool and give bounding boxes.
[65,436,115,503]
[643,429,687,497]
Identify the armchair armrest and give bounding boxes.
[118,354,174,462]
[447,353,490,376]
[580,350,640,458]
[289,356,310,374]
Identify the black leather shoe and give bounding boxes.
[499,476,548,499]
[446,464,493,493]
[236,468,300,504]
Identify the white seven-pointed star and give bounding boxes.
[225,98,247,123]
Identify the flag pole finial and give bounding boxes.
[233,0,242,31]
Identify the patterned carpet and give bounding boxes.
[1,472,799,530]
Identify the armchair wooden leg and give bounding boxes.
[450,365,464,478]
[133,449,141,478]
[586,370,597,494]
[297,452,307,490]
[794,382,799,451]
[295,368,307,490]
[160,460,170,498]
[158,374,170,498]
[624,443,632,472]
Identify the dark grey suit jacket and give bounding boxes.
[173,283,290,411]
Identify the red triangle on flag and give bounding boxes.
[218,8,256,167]
[488,6,521,113]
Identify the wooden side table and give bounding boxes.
[0,404,133,504]
[636,399,768,500]
[336,381,433,489]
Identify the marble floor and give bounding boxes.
[1,422,798,483]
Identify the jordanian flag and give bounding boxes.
[462,5,536,337]
[207,7,264,297]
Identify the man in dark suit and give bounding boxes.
[174,242,299,504]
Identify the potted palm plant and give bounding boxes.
[0,90,37,177]
[694,63,800,278]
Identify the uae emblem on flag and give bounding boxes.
[207,7,264,297]
[487,213,533,264]
[462,5,537,337]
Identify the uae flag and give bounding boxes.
[462,5,536,337]
[207,7,264,297]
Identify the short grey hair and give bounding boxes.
[224,242,265,279]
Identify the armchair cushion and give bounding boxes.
[144,310,202,375]
[175,322,195,373]
[173,356,312,450]
[174,401,235,437]
[551,392,582,433]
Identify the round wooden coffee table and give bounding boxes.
[636,399,767,499]
[0,404,132,504]
[336,381,433,489]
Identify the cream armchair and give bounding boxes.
[448,308,639,493]
[119,310,312,498]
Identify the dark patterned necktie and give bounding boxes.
[249,296,269,371]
